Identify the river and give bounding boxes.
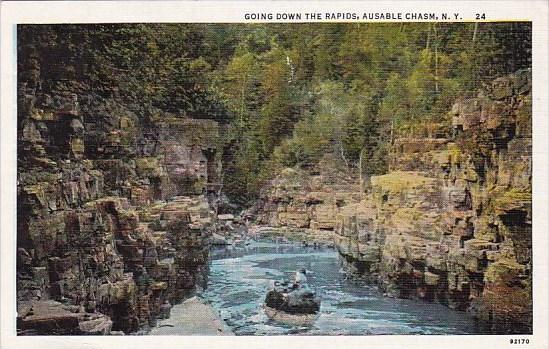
[200,240,489,335]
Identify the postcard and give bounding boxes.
[1,1,548,349]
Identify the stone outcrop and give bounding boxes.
[333,70,532,333]
[17,44,223,334]
[254,159,362,231]
[17,300,114,335]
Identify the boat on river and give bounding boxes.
[264,280,321,326]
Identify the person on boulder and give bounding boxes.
[293,268,308,288]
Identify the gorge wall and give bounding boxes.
[253,157,363,232]
[16,46,224,334]
[255,70,532,333]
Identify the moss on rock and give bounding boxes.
[484,258,524,284]
[371,171,435,194]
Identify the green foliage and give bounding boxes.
[18,22,532,208]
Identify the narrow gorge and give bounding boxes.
[253,70,532,333]
[15,23,532,336]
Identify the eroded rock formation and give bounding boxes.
[17,46,222,334]
[254,157,363,231]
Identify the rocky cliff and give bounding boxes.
[17,44,223,335]
[255,70,532,333]
[335,70,532,333]
[253,156,362,231]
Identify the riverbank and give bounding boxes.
[150,296,234,335]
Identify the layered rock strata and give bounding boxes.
[254,159,363,231]
[333,70,532,333]
[17,49,222,334]
[254,71,532,334]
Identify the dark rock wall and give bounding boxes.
[17,41,221,335]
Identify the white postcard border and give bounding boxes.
[1,1,547,349]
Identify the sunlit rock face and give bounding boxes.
[16,43,222,335]
[253,161,363,231]
[332,70,532,333]
[252,71,532,334]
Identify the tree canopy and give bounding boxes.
[18,22,532,206]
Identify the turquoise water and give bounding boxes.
[202,241,486,335]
